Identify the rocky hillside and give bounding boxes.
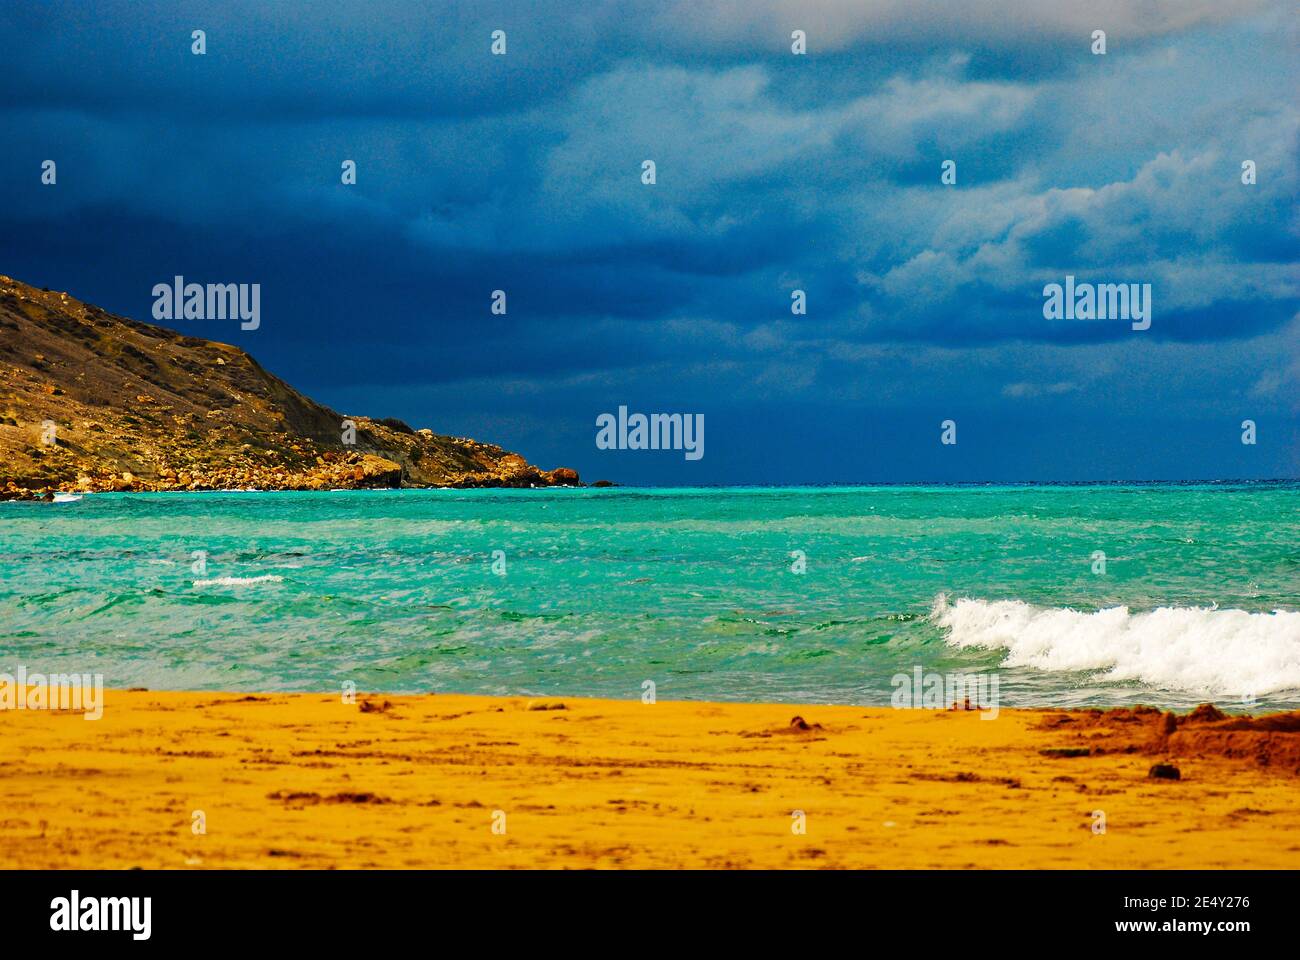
[0,275,578,497]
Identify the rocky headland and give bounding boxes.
[0,275,580,499]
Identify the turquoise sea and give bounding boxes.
[2,484,1298,709]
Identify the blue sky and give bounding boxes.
[1,0,1296,483]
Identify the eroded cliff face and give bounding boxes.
[0,275,579,497]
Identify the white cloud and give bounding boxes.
[648,0,1271,50]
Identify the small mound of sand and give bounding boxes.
[741,715,826,739]
[1184,703,1227,724]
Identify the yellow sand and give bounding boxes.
[3,691,1298,869]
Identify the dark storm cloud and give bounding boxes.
[0,0,1295,482]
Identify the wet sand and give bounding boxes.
[2,691,1298,869]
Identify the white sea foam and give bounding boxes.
[931,594,1300,697]
[191,575,284,588]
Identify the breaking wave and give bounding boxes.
[191,575,284,588]
[931,594,1300,697]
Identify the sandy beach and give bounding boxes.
[2,690,1298,869]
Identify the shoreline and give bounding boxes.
[5,478,1297,499]
[4,690,1298,869]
